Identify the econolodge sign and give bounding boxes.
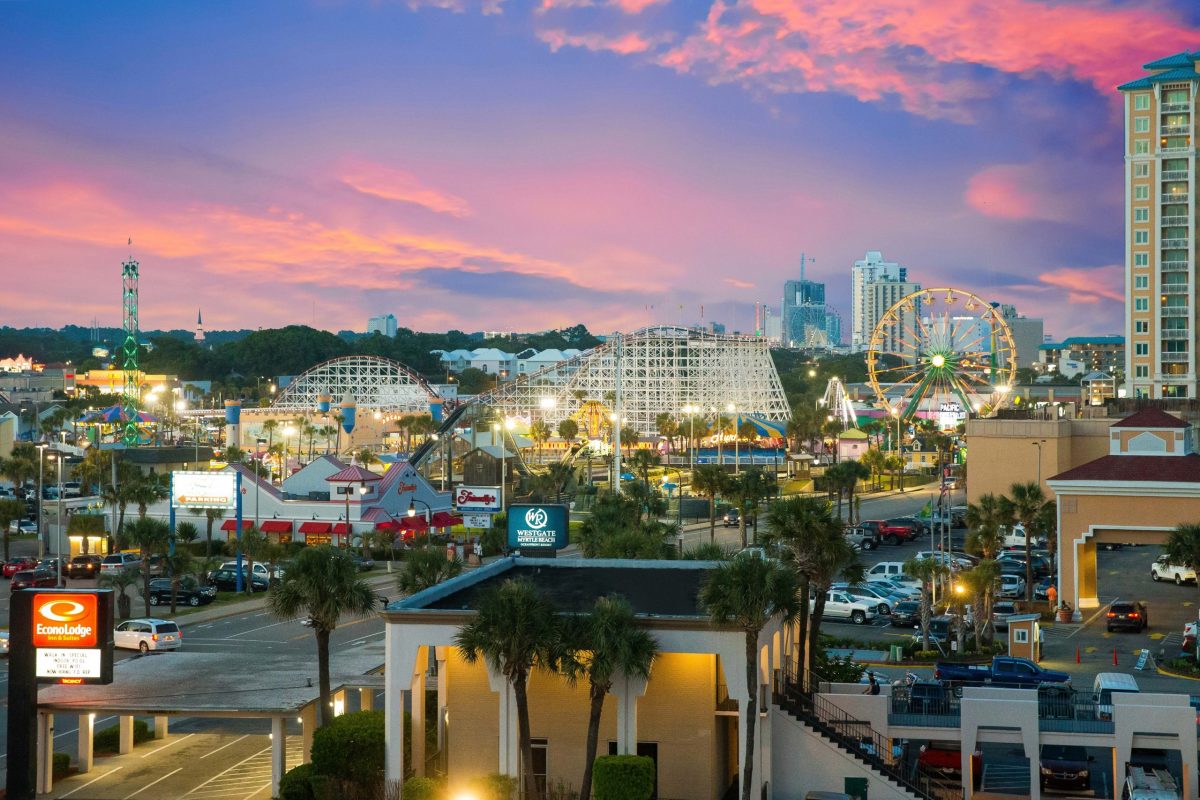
[507,504,568,550]
[32,593,98,648]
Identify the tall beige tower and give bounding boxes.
[1119,52,1199,399]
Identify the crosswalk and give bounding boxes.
[183,740,305,800]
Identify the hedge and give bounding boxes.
[470,773,519,800]
[279,763,316,800]
[53,752,71,779]
[311,710,385,786]
[403,776,440,800]
[94,719,151,753]
[593,755,655,800]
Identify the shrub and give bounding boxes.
[279,763,316,800]
[311,710,384,786]
[53,751,71,779]
[93,719,151,753]
[593,755,655,800]
[480,525,506,556]
[403,776,440,800]
[470,774,519,800]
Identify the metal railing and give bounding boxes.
[1162,193,1190,204]
[1162,126,1192,136]
[1161,330,1190,340]
[1161,215,1190,225]
[1163,238,1190,249]
[1161,285,1190,294]
[775,664,937,800]
[1162,353,1190,363]
[1161,103,1190,113]
[1162,261,1189,271]
[1159,147,1195,156]
[888,684,962,727]
[1163,307,1191,316]
[1162,172,1190,182]
[1036,688,1115,733]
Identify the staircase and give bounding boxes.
[773,671,938,800]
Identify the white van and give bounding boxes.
[1122,767,1179,800]
[1094,672,1139,721]
[865,562,920,588]
[1002,524,1040,550]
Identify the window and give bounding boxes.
[1135,140,1150,154]
[1136,297,1150,311]
[1134,117,1150,133]
[1134,208,1149,222]
[1135,230,1149,244]
[1136,320,1149,333]
[1136,365,1149,378]
[1014,629,1029,644]
[1134,185,1149,200]
[1135,253,1149,267]
[1135,275,1149,289]
[530,738,548,798]
[1134,163,1150,177]
[1134,94,1150,111]
[1136,343,1149,356]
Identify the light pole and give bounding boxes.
[727,402,739,474]
[493,418,515,511]
[56,453,64,586]
[408,497,431,523]
[254,437,266,530]
[283,425,296,480]
[35,443,47,559]
[710,407,722,469]
[682,405,698,490]
[1032,439,1046,488]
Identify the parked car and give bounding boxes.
[833,584,893,615]
[1002,524,1043,550]
[8,519,37,535]
[349,554,375,572]
[998,574,1026,598]
[207,568,270,592]
[912,615,974,649]
[912,550,973,569]
[917,741,982,788]
[843,526,880,551]
[0,628,8,656]
[1093,672,1139,721]
[147,578,217,607]
[997,552,1053,579]
[1040,744,1092,792]
[890,600,920,627]
[114,618,182,652]
[898,680,955,715]
[722,508,740,528]
[812,589,877,625]
[865,562,920,587]
[66,555,104,579]
[935,656,1070,688]
[61,481,82,498]
[1033,576,1054,601]
[992,601,1018,631]
[1107,600,1149,632]
[881,519,921,545]
[1150,556,1196,586]
[892,516,932,536]
[100,552,142,575]
[872,577,921,598]
[11,569,57,591]
[2,556,39,578]
[217,560,276,581]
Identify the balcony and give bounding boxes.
[1162,125,1192,136]
[1162,353,1190,362]
[1160,146,1195,155]
[1162,171,1190,182]
[1163,307,1191,316]
[1162,285,1190,294]
[1162,215,1190,226]
[1162,330,1190,339]
[1163,193,1190,204]
[1163,237,1191,248]
[1162,102,1191,113]
[1162,261,1190,271]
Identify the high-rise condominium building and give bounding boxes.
[367,313,398,338]
[1119,51,1199,398]
[782,279,828,347]
[851,251,919,351]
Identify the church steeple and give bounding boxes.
[195,309,205,343]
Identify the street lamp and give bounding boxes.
[726,402,739,474]
[682,404,698,490]
[56,453,64,587]
[1032,439,1046,488]
[283,425,296,478]
[35,443,47,559]
[408,497,431,521]
[254,437,267,530]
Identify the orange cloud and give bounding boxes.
[538,27,666,55]
[612,0,666,12]
[724,277,754,289]
[339,159,471,217]
[1038,265,1123,305]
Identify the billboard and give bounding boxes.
[172,470,237,510]
[455,486,502,513]
[507,504,569,550]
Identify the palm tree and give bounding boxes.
[620,425,640,457]
[204,507,224,557]
[562,596,657,800]
[241,526,268,594]
[692,465,728,544]
[883,454,905,492]
[222,445,245,464]
[961,559,1002,644]
[355,447,380,469]
[728,467,771,548]
[0,497,26,562]
[1003,482,1052,601]
[860,447,886,491]
[175,520,200,551]
[529,420,552,462]
[269,546,377,727]
[627,449,660,486]
[126,517,169,618]
[165,548,195,614]
[261,419,279,476]
[99,567,139,620]
[839,460,870,523]
[965,493,1006,559]
[129,473,170,519]
[318,425,337,455]
[397,546,464,595]
[904,556,946,652]
[655,412,679,453]
[701,555,801,800]
[456,578,560,800]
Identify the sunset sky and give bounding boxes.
[2,0,1197,339]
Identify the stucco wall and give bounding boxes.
[769,709,914,800]
[965,418,1112,502]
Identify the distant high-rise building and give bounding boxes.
[1119,52,1199,398]
[194,309,205,344]
[764,310,782,343]
[782,279,828,347]
[824,310,842,347]
[871,279,921,355]
[367,313,398,338]
[852,251,918,351]
[996,304,1045,370]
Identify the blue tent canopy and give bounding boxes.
[734,415,787,438]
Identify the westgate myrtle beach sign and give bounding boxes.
[455,486,502,513]
[507,504,569,550]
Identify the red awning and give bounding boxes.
[430,511,463,528]
[399,516,429,532]
[331,523,351,535]
[375,520,402,532]
[299,521,332,534]
[220,519,239,531]
[260,520,293,534]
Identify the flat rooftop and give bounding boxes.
[394,558,718,619]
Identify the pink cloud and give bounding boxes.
[339,158,472,217]
[1038,265,1124,305]
[538,27,667,55]
[724,277,755,289]
[964,163,1089,222]
[612,0,667,12]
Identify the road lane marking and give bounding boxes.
[59,766,124,798]
[141,732,196,757]
[226,618,304,638]
[199,734,250,759]
[123,767,182,798]
[186,745,273,795]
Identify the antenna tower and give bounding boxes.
[121,253,140,446]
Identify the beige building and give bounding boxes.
[1119,52,1199,399]
[1047,407,1200,616]
[964,416,1113,502]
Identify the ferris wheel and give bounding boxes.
[866,287,1017,422]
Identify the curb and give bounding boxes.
[1154,663,1200,682]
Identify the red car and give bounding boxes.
[918,741,982,788]
[860,519,919,546]
[11,569,57,591]
[2,557,38,578]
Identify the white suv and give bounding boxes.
[812,589,878,625]
[1150,556,1196,586]
[114,618,181,653]
[100,552,142,575]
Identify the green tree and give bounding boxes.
[728,467,771,548]
[129,472,170,519]
[529,420,552,461]
[561,596,657,800]
[397,546,464,595]
[269,546,377,727]
[241,526,268,595]
[627,449,660,487]
[204,507,224,557]
[126,517,169,618]
[556,418,579,444]
[655,412,679,453]
[261,419,279,477]
[904,556,947,652]
[620,425,639,457]
[99,567,139,620]
[0,497,26,562]
[1002,481,1053,601]
[456,578,560,800]
[965,493,1007,559]
[164,548,195,615]
[701,555,801,800]
[860,447,886,491]
[692,465,729,545]
[961,559,1002,644]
